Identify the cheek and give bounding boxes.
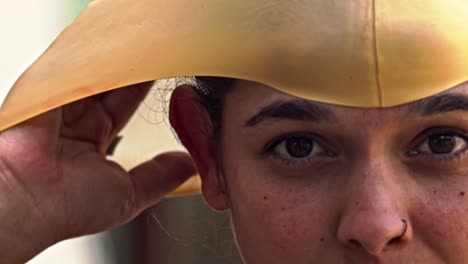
[226,169,330,258]
[265,198,327,249]
[414,189,468,257]
[221,132,335,260]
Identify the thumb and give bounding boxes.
[129,151,196,212]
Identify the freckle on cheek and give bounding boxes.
[460,192,465,197]
[263,195,268,200]
[320,237,325,242]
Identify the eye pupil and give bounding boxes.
[286,137,314,158]
[428,134,457,154]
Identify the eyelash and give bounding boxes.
[263,128,468,169]
[263,133,335,169]
[407,128,468,164]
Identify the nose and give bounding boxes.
[337,169,412,255]
[338,213,410,255]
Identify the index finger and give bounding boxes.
[100,81,154,136]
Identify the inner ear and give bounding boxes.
[169,84,228,211]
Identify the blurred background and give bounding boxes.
[1,1,242,263]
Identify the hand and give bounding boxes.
[0,82,195,263]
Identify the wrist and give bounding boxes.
[1,228,57,264]
[0,202,59,263]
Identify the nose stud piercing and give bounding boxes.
[399,219,408,238]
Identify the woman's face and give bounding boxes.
[214,80,468,263]
[170,80,468,263]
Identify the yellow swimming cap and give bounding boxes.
[0,0,467,132]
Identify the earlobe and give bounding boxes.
[169,85,228,211]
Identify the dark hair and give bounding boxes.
[194,77,235,136]
[192,77,235,192]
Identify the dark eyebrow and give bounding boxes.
[245,99,336,127]
[407,93,468,116]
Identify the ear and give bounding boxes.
[169,85,228,211]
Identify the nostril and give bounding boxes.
[388,237,400,245]
[388,233,406,245]
[350,239,361,247]
[339,218,412,254]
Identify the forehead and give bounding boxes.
[227,80,468,118]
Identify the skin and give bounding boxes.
[0,82,195,263]
[170,80,468,264]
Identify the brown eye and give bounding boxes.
[285,137,314,158]
[418,133,467,155]
[273,136,325,159]
[428,134,457,154]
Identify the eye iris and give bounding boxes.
[286,137,314,158]
[428,134,457,154]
